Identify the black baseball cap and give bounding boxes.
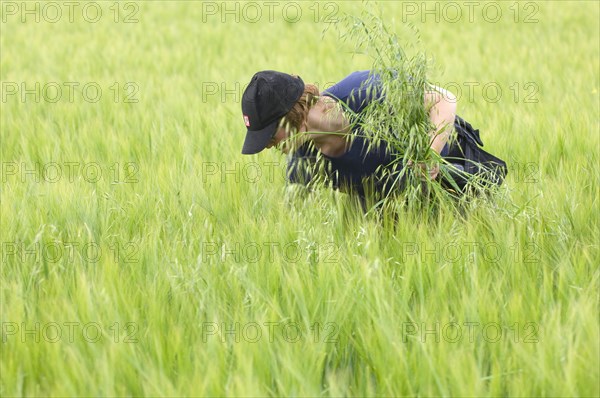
[241,71,305,154]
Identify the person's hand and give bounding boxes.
[427,163,440,179]
[407,160,440,180]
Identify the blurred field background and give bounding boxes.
[1,0,599,396]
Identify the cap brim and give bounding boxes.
[241,119,279,154]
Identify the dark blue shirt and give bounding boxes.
[287,70,448,199]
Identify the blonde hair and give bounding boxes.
[279,82,320,134]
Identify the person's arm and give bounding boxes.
[424,85,457,154]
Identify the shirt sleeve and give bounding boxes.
[322,70,384,115]
[286,143,318,186]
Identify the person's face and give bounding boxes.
[266,126,291,153]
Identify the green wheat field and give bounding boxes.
[1,1,599,396]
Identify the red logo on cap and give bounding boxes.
[243,115,250,127]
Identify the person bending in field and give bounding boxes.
[239,70,506,203]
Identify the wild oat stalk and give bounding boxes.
[325,7,492,216]
[335,9,445,212]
